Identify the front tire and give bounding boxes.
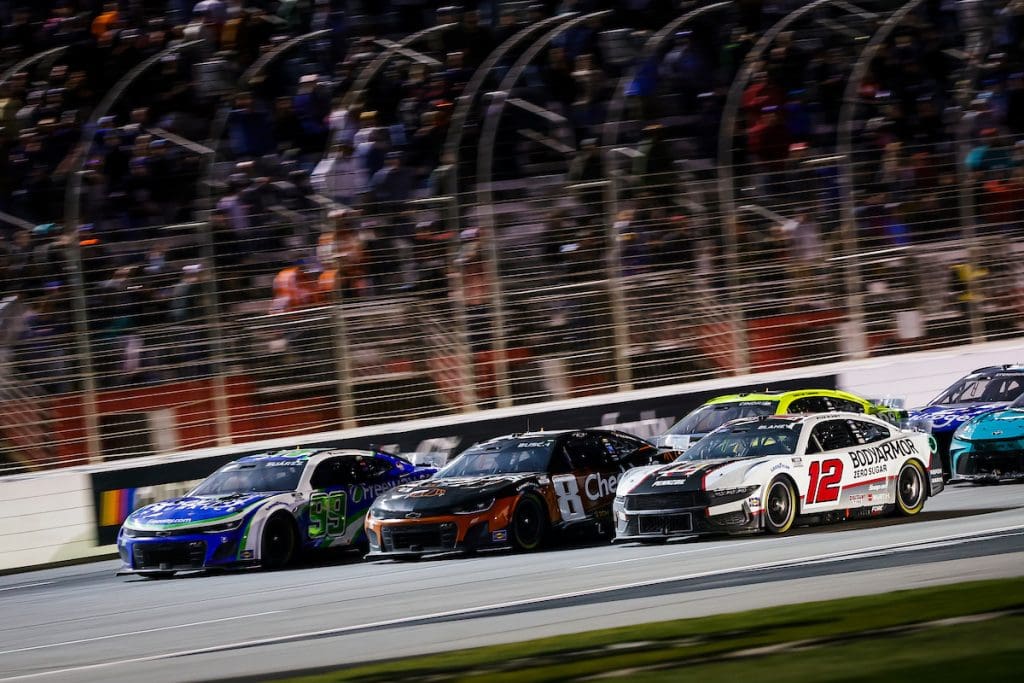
[261,514,296,569]
[764,477,796,534]
[895,460,927,516]
[510,494,546,551]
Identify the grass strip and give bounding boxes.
[273,576,1024,682]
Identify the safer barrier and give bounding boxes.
[3,336,1022,574]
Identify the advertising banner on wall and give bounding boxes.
[91,375,836,544]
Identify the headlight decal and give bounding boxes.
[453,498,495,515]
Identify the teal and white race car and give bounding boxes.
[950,393,1024,482]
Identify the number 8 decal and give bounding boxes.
[552,475,586,522]
[806,458,843,504]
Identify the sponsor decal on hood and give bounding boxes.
[631,460,735,493]
[912,403,1007,431]
[125,493,271,529]
[376,474,535,513]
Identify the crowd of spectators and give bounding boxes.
[4,0,1024,394]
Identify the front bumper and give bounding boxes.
[117,529,252,573]
[951,440,1024,481]
[365,496,518,558]
[613,506,760,541]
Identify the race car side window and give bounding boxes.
[849,420,889,444]
[560,435,606,471]
[583,434,617,468]
[788,397,831,413]
[310,457,351,489]
[605,433,653,464]
[807,420,858,453]
[350,455,393,483]
[829,398,866,413]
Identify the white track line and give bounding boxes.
[0,582,52,593]
[577,538,782,569]
[0,611,284,657]
[2,524,1022,682]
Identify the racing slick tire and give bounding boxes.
[895,459,927,516]
[261,514,297,569]
[764,476,797,535]
[510,494,547,552]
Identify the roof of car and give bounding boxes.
[234,448,381,464]
[967,364,1024,375]
[704,389,869,405]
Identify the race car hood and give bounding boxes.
[373,474,538,515]
[621,459,748,495]
[955,407,1024,441]
[124,493,274,531]
[910,403,1009,433]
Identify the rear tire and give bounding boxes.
[895,460,926,516]
[764,477,796,535]
[510,494,546,551]
[261,514,296,569]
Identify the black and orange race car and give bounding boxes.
[364,429,662,558]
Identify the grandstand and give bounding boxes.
[1,0,1023,471]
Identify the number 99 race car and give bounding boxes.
[117,448,435,577]
[613,412,943,542]
[365,429,661,558]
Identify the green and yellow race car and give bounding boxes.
[654,389,902,452]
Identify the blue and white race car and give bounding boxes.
[117,448,435,577]
[910,365,1024,480]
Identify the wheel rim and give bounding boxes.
[515,499,542,547]
[899,464,923,509]
[767,481,791,528]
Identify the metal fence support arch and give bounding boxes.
[953,1,994,344]
[839,0,991,352]
[717,0,879,374]
[204,29,332,186]
[477,10,613,407]
[0,45,68,88]
[62,40,206,463]
[837,0,927,359]
[441,12,579,205]
[600,2,732,154]
[340,22,456,110]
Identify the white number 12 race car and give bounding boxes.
[613,412,944,541]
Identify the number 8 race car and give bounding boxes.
[365,429,662,558]
[614,412,944,541]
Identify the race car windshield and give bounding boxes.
[675,424,803,461]
[930,374,1024,405]
[436,439,556,477]
[190,461,304,495]
[666,401,778,436]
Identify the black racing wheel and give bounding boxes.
[261,514,296,569]
[510,494,547,551]
[764,477,797,534]
[895,460,927,516]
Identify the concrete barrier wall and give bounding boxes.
[0,471,111,572]
[2,337,1021,573]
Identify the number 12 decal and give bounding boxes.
[806,459,843,504]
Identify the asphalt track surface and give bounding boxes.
[1,482,1023,683]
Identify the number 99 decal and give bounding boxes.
[308,491,347,537]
